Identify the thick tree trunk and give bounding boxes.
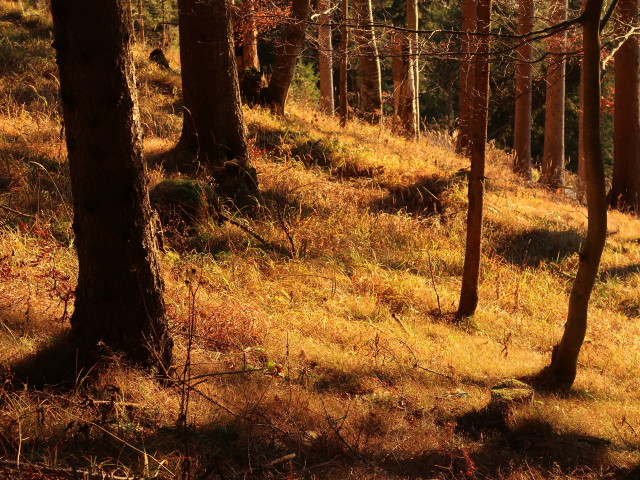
[456,0,477,155]
[318,0,335,115]
[540,0,567,189]
[177,0,256,194]
[50,0,172,373]
[456,0,491,319]
[339,0,349,127]
[609,0,640,211]
[407,0,420,139]
[351,0,382,122]
[543,0,607,390]
[264,0,311,114]
[513,0,533,179]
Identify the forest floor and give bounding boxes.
[0,2,639,479]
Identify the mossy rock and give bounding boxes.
[490,379,534,407]
[149,179,217,229]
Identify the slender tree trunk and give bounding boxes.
[137,0,145,44]
[577,61,587,189]
[177,0,256,194]
[318,0,335,115]
[456,0,491,319]
[242,0,261,71]
[540,0,567,189]
[392,32,403,120]
[339,0,349,127]
[50,0,172,373]
[513,0,533,178]
[264,0,311,114]
[396,32,416,136]
[609,0,640,211]
[543,0,607,390]
[407,0,420,138]
[456,0,477,155]
[351,0,382,122]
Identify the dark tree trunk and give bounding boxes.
[542,0,607,390]
[352,0,382,122]
[177,0,256,195]
[456,0,477,156]
[513,0,533,178]
[540,0,567,189]
[264,0,311,114]
[339,0,349,127]
[318,0,335,115]
[609,0,640,211]
[456,0,491,319]
[50,0,172,373]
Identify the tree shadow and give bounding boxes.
[7,331,84,389]
[370,174,460,218]
[494,227,583,267]
[600,263,640,281]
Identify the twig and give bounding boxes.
[0,204,35,219]
[0,460,139,480]
[394,338,454,380]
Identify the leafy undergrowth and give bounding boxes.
[0,3,639,479]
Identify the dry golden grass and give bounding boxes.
[0,3,638,478]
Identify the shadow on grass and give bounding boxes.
[600,263,640,281]
[7,331,82,389]
[494,227,583,267]
[371,174,460,217]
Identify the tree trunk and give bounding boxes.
[391,32,403,120]
[137,0,145,44]
[456,0,477,155]
[264,0,311,114]
[398,34,418,139]
[177,0,256,194]
[351,0,382,122]
[609,0,640,211]
[318,0,335,115]
[339,0,349,127]
[50,0,172,373]
[540,0,567,189]
[456,0,491,319]
[242,0,261,71]
[407,0,420,140]
[542,0,607,390]
[513,0,533,179]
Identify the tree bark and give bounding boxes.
[456,0,491,319]
[391,32,403,119]
[351,0,382,122]
[456,0,477,156]
[50,0,172,373]
[318,0,335,115]
[513,0,533,179]
[543,0,607,390]
[540,0,567,189]
[177,0,256,194]
[406,0,420,139]
[609,0,640,211]
[339,0,349,127]
[241,0,261,71]
[264,0,311,114]
[137,0,145,44]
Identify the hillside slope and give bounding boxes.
[0,3,639,479]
